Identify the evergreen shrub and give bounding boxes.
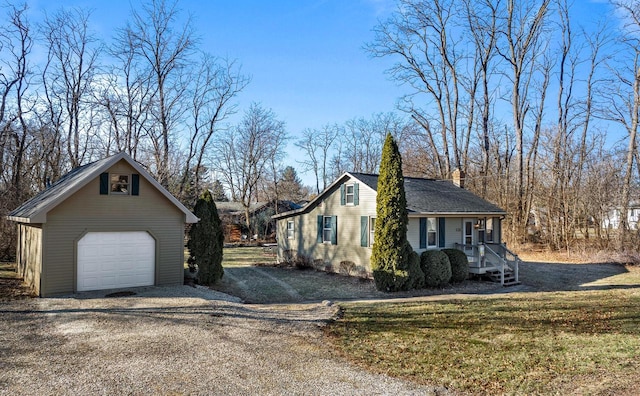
[371,133,419,291]
[420,250,452,287]
[188,190,224,285]
[406,248,425,289]
[442,248,468,283]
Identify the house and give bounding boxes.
[6,152,198,297]
[602,203,640,230]
[216,200,302,242]
[273,172,520,285]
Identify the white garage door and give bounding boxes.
[77,231,155,292]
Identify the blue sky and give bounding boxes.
[28,0,405,134]
[26,0,618,184]
[27,0,408,184]
[183,0,405,133]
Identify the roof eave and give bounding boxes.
[7,152,198,225]
[408,211,506,217]
[272,172,363,220]
[5,215,32,223]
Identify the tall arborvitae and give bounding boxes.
[188,190,224,285]
[371,133,423,291]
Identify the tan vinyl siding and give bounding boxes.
[445,217,462,248]
[409,217,461,253]
[407,218,420,252]
[16,223,42,295]
[277,175,504,275]
[41,160,185,296]
[278,176,376,273]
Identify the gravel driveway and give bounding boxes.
[0,285,442,395]
[2,261,631,395]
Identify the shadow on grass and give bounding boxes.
[517,261,640,292]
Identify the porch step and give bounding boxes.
[485,269,520,287]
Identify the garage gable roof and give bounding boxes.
[7,152,198,224]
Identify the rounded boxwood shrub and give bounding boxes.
[420,250,452,288]
[442,248,468,283]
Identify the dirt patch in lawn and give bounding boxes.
[0,262,34,301]
[211,247,640,304]
[213,264,504,304]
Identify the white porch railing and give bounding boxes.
[454,243,520,286]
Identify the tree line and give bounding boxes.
[299,0,640,254]
[1,0,640,259]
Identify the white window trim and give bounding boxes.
[345,184,355,205]
[287,220,295,239]
[427,217,437,248]
[486,218,494,243]
[323,216,332,244]
[110,173,130,195]
[369,216,376,247]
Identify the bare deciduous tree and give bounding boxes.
[125,0,195,186]
[296,123,339,194]
[41,6,101,168]
[214,103,287,231]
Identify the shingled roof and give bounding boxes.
[7,152,198,224]
[273,172,505,220]
[350,172,505,215]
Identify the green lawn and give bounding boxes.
[221,246,277,267]
[184,246,276,269]
[325,289,640,394]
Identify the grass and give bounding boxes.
[325,288,640,394]
[205,246,393,303]
[221,246,277,267]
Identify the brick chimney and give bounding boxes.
[452,168,465,188]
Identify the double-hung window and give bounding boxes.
[317,215,337,245]
[426,218,437,247]
[420,217,438,249]
[345,184,355,205]
[287,220,295,239]
[323,216,332,243]
[111,174,129,194]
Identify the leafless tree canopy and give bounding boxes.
[1,0,640,258]
[0,0,250,258]
[365,0,638,251]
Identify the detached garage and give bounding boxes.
[7,152,198,297]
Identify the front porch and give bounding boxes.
[455,243,521,286]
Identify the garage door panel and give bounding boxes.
[77,231,155,292]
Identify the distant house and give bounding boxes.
[7,152,198,297]
[273,172,520,285]
[602,203,640,230]
[216,200,302,242]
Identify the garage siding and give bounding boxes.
[41,160,186,296]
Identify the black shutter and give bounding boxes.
[132,174,140,196]
[419,218,426,249]
[99,173,109,195]
[438,218,446,248]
